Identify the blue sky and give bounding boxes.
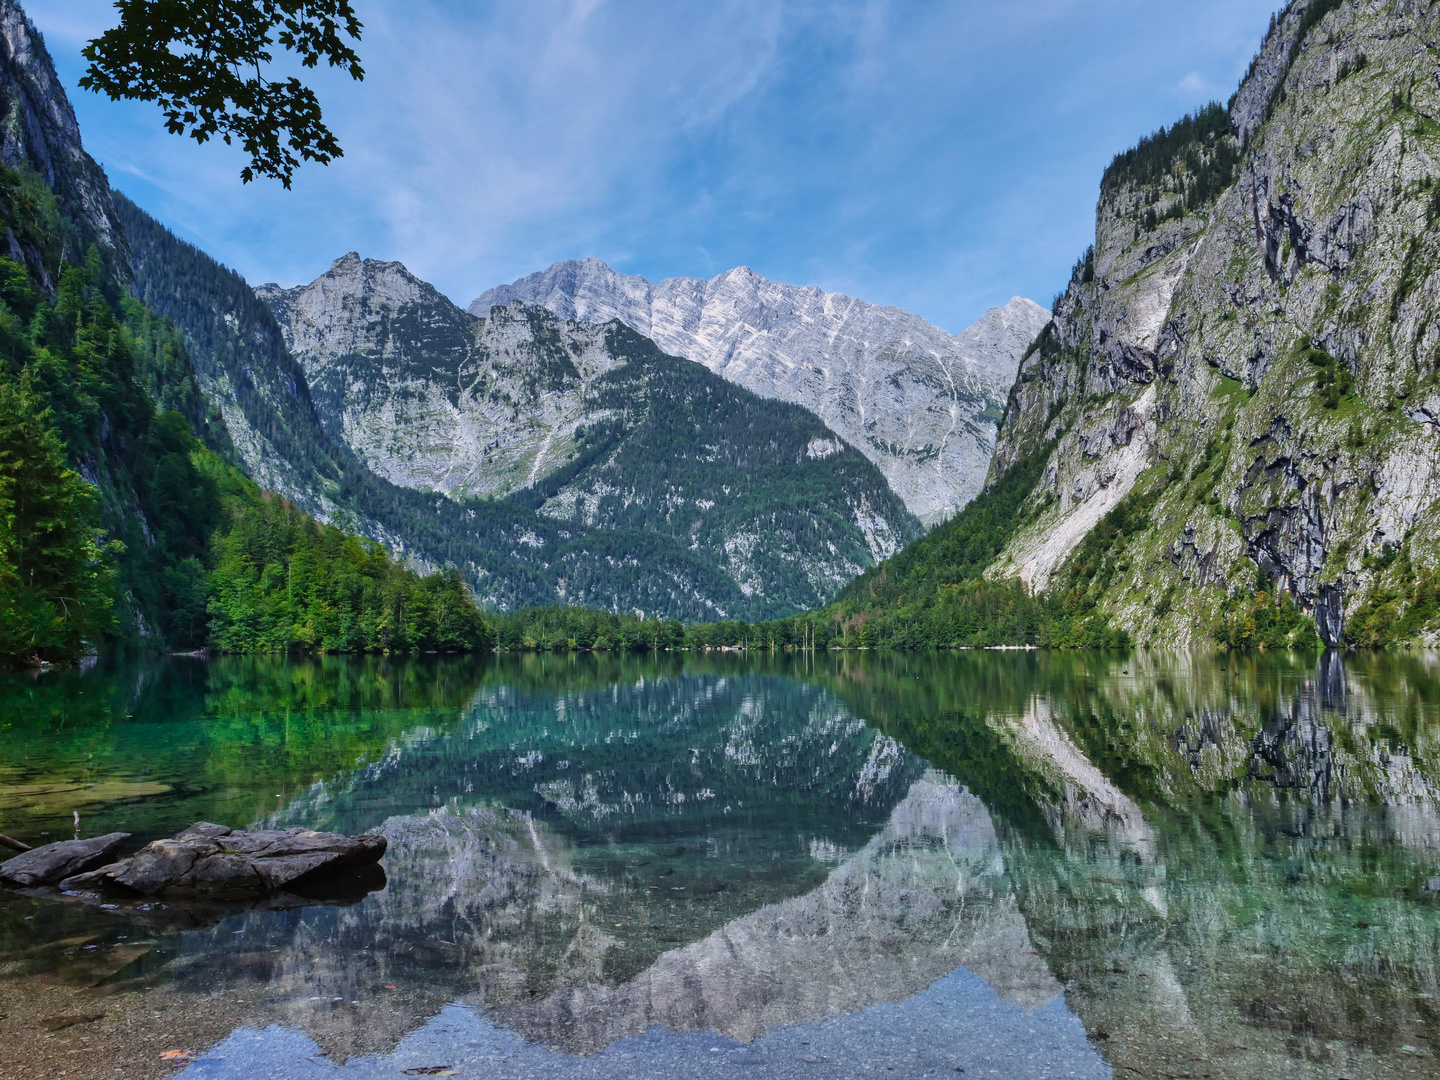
[35,0,1276,333]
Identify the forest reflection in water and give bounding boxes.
[0,649,1438,1079]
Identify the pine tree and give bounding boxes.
[0,372,115,664]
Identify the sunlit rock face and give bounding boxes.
[257,257,624,500]
[473,259,1048,525]
[255,256,922,618]
[988,1,1440,647]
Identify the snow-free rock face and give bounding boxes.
[257,254,923,617]
[986,0,1440,647]
[474,260,1048,525]
[258,254,625,500]
[0,0,126,275]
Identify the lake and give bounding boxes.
[1,650,1438,1079]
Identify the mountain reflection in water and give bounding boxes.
[1,651,1439,1079]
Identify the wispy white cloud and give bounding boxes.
[33,0,1276,331]
[1178,70,1212,97]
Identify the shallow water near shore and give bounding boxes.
[2,650,1439,1079]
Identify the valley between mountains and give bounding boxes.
[5,0,1440,657]
[0,0,1043,645]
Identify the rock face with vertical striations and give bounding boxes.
[904,0,1440,648]
[473,260,1048,525]
[0,0,126,276]
[256,254,923,617]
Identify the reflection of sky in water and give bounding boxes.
[187,974,1106,1080]
[149,670,1087,1075]
[8,652,1440,1078]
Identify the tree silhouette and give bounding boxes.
[80,0,364,187]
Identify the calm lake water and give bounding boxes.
[2,651,1439,1079]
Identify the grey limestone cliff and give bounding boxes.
[0,0,125,278]
[986,0,1440,647]
[257,254,626,500]
[256,254,924,615]
[474,259,1048,525]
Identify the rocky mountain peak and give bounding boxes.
[255,251,475,367]
[261,251,448,313]
[957,296,1052,380]
[253,253,921,618]
[474,257,655,328]
[472,258,1048,524]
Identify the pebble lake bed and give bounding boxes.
[2,651,1439,1078]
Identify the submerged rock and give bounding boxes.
[56,822,386,898]
[47,863,387,933]
[0,832,131,887]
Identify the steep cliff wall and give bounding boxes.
[0,0,124,282]
[990,0,1440,647]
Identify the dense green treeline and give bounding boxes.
[0,163,222,660]
[0,371,113,662]
[491,446,1126,654]
[492,606,685,653]
[0,163,491,667]
[208,489,492,654]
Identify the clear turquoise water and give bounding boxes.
[2,650,1439,1078]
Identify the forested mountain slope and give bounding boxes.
[844,0,1440,649]
[475,259,1047,525]
[0,0,489,663]
[0,0,217,650]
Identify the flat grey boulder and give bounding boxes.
[0,832,131,887]
[57,822,386,898]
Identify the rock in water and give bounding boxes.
[0,833,131,887]
[56,822,386,898]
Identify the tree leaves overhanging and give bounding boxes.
[80,0,364,187]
